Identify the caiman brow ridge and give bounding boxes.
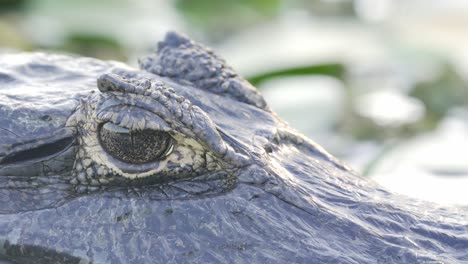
[0,31,466,264]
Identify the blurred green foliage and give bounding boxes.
[248,63,346,86]
[0,0,29,49]
[410,63,468,122]
[0,20,29,49]
[60,33,126,61]
[0,0,27,12]
[175,0,281,41]
[294,0,355,17]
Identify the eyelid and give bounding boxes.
[96,105,172,132]
[102,122,130,133]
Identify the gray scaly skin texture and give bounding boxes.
[0,32,467,264]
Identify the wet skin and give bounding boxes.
[0,32,467,263]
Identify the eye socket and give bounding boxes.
[98,122,173,164]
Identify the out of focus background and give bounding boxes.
[1,0,467,206]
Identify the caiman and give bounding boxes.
[0,32,466,264]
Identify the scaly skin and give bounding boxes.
[0,32,466,264]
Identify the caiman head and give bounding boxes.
[0,32,466,264]
[0,32,348,212]
[1,33,272,209]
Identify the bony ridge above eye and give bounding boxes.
[98,122,174,164]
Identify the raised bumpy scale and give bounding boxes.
[0,32,467,264]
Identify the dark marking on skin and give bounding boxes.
[0,127,19,138]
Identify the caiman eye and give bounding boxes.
[98,122,173,164]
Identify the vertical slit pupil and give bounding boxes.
[99,123,172,164]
